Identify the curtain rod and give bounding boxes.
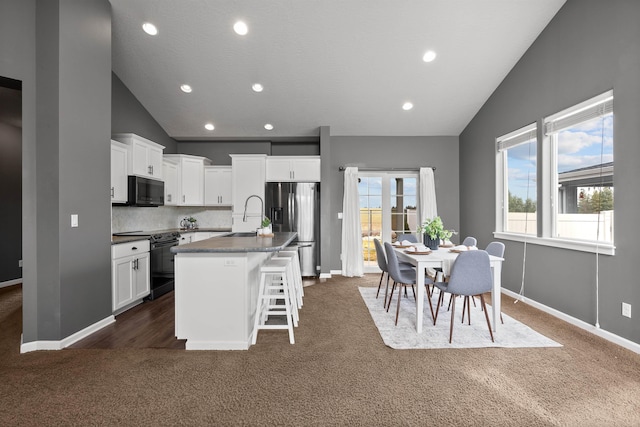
[338,166,435,172]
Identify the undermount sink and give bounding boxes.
[220,232,257,237]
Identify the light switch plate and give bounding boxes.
[622,302,632,318]
[71,214,79,228]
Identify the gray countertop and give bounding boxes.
[171,232,297,253]
[111,228,231,245]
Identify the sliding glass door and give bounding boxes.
[359,172,418,272]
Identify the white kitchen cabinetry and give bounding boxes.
[163,160,178,206]
[110,140,128,204]
[163,154,212,206]
[266,156,321,182]
[111,240,150,314]
[112,133,165,180]
[231,154,266,231]
[179,232,194,245]
[204,166,232,206]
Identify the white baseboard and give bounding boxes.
[502,288,640,355]
[0,278,22,289]
[330,270,342,276]
[20,315,116,353]
[319,272,332,279]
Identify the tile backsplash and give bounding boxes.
[111,206,232,233]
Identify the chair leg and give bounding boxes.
[383,274,391,308]
[395,284,404,325]
[425,284,436,325]
[434,291,444,324]
[386,281,397,312]
[449,294,456,343]
[461,296,471,325]
[479,294,495,342]
[411,285,416,300]
[376,271,384,298]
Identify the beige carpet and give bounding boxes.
[2,275,640,426]
[359,287,562,349]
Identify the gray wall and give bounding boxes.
[328,135,459,271]
[0,84,22,283]
[176,140,319,165]
[1,0,113,343]
[112,73,177,153]
[459,0,640,344]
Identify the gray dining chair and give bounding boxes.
[433,250,494,343]
[461,236,477,247]
[396,233,418,243]
[384,242,435,325]
[374,239,416,308]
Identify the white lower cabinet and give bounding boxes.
[111,240,150,314]
[179,232,194,245]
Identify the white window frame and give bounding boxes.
[494,91,615,255]
[495,123,537,237]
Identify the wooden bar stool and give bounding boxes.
[252,259,295,345]
[270,254,300,324]
[282,245,304,299]
[275,250,303,308]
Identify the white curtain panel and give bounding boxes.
[341,167,364,277]
[419,167,437,226]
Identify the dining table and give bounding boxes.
[394,246,504,333]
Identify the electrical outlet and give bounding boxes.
[622,302,632,318]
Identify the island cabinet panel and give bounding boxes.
[174,251,270,350]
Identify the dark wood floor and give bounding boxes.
[69,277,321,350]
[69,290,187,349]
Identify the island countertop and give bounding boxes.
[171,232,297,254]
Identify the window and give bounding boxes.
[545,91,613,245]
[359,172,418,271]
[495,91,614,254]
[496,124,537,236]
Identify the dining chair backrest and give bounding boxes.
[461,236,477,247]
[384,242,415,285]
[396,234,418,243]
[373,239,388,272]
[485,241,505,258]
[445,250,492,296]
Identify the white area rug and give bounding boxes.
[359,287,562,349]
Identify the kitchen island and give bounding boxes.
[171,232,297,350]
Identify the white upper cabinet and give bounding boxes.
[163,154,212,206]
[163,160,178,206]
[112,133,165,180]
[110,140,128,204]
[204,166,232,206]
[266,156,321,182]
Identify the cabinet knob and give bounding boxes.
[131,247,137,251]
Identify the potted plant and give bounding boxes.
[417,216,455,250]
[260,216,272,235]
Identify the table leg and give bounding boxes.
[416,262,424,333]
[491,263,502,332]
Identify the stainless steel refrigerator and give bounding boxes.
[265,182,320,277]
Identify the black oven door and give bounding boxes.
[147,239,177,300]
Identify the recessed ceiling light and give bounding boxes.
[142,22,158,36]
[180,84,192,93]
[233,21,248,36]
[252,83,264,93]
[422,50,437,63]
[402,102,414,111]
[204,123,215,131]
[264,124,274,131]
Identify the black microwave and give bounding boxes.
[127,176,164,207]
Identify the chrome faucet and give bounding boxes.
[243,194,264,222]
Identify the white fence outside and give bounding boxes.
[507,211,614,242]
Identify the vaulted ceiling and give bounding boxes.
[110,0,566,140]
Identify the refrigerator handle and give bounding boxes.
[288,191,294,231]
